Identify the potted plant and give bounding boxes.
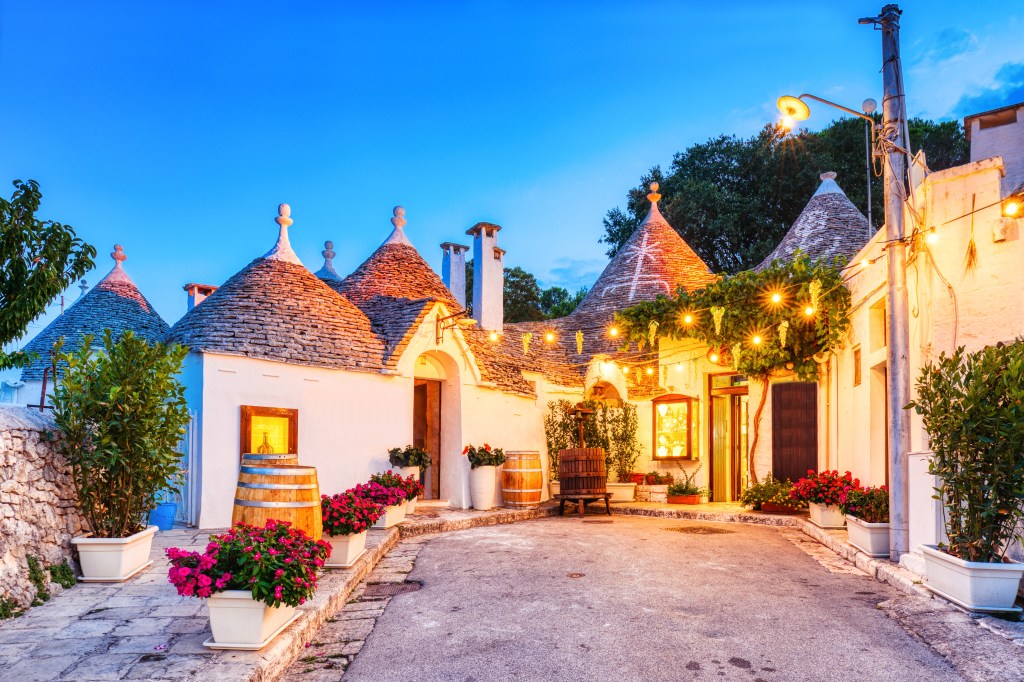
[667,466,707,504]
[790,470,860,528]
[50,331,190,581]
[607,404,641,502]
[841,486,890,558]
[167,519,329,649]
[463,444,506,510]
[401,474,424,515]
[388,445,431,481]
[645,472,674,485]
[321,492,383,568]
[740,475,805,514]
[356,473,408,528]
[908,340,1024,611]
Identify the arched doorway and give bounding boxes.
[413,351,464,505]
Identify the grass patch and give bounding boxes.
[49,561,76,588]
[27,556,50,605]
[0,597,24,619]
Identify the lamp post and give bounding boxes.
[778,4,912,560]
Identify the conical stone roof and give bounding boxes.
[755,172,871,270]
[571,183,715,325]
[20,245,169,381]
[167,204,385,371]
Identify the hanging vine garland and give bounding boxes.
[648,320,659,348]
[613,252,852,483]
[575,330,584,355]
[522,332,532,356]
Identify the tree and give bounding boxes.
[1,180,95,369]
[602,117,968,274]
[465,260,589,323]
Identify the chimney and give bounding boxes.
[184,282,218,310]
[965,102,1024,196]
[440,242,470,310]
[466,222,504,332]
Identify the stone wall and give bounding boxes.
[0,406,84,608]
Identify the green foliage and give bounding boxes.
[840,486,889,524]
[667,465,708,497]
[602,117,968,273]
[50,330,191,539]
[906,339,1024,563]
[739,474,804,510]
[465,260,588,322]
[26,556,50,605]
[0,597,23,619]
[462,443,506,469]
[48,560,76,589]
[616,252,850,381]
[0,179,95,370]
[543,399,641,483]
[387,445,431,470]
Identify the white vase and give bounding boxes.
[469,466,496,510]
[549,480,560,497]
[324,531,368,568]
[204,590,298,649]
[373,502,407,529]
[606,482,636,502]
[406,497,417,515]
[72,525,158,582]
[399,465,420,481]
[809,502,846,529]
[846,515,890,557]
[922,544,1024,612]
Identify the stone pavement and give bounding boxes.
[0,504,554,681]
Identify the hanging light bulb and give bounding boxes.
[646,366,654,375]
[860,258,870,268]
[770,292,782,304]
[804,306,815,317]
[489,331,499,342]
[545,331,556,343]
[752,335,763,346]
[925,229,938,244]
[709,352,720,363]
[683,314,694,325]
[675,363,683,372]
[609,326,619,338]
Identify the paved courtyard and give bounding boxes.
[343,516,962,682]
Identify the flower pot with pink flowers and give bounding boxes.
[401,474,424,515]
[166,519,330,650]
[464,444,506,511]
[321,492,383,568]
[356,473,408,528]
[790,470,861,529]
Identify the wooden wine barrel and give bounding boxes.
[232,465,322,541]
[501,451,543,508]
[241,453,299,467]
[558,448,607,496]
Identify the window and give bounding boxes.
[652,394,699,460]
[240,405,298,459]
[853,346,862,387]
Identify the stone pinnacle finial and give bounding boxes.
[322,240,336,261]
[78,280,88,297]
[647,182,661,204]
[820,171,837,181]
[276,203,293,229]
[391,206,407,230]
[112,244,127,265]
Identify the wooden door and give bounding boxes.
[413,379,442,499]
[771,382,818,483]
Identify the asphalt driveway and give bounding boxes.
[344,516,960,682]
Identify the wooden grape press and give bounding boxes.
[554,403,611,517]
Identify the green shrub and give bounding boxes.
[0,597,23,619]
[907,339,1024,562]
[739,474,804,510]
[667,464,708,497]
[50,330,191,539]
[26,556,49,605]
[387,445,431,470]
[49,560,76,589]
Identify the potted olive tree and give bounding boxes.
[51,331,190,581]
[908,340,1024,611]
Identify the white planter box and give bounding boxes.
[470,466,497,510]
[606,482,636,502]
[549,480,560,497]
[324,531,368,568]
[204,590,298,650]
[72,525,157,582]
[846,515,890,558]
[406,497,417,515]
[922,544,1024,612]
[373,502,407,529]
[809,503,846,529]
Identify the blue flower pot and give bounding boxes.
[149,502,177,531]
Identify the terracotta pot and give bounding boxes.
[668,494,701,505]
[628,473,646,485]
[761,502,802,515]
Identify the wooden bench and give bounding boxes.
[554,493,612,517]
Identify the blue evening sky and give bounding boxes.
[2,1,1022,353]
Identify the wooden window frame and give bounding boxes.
[240,405,298,460]
[652,393,698,461]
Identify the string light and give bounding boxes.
[709,352,720,363]
[925,229,938,244]
[683,314,694,325]
[752,335,763,346]
[860,258,870,268]
[770,292,782,304]
[489,331,499,342]
[1004,199,1021,218]
[545,331,556,343]
[675,363,683,372]
[804,306,815,316]
[609,326,619,338]
[646,367,654,375]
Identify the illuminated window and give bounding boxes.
[652,394,699,460]
[853,346,862,387]
[240,406,298,460]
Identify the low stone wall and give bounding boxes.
[636,484,669,503]
[0,406,84,609]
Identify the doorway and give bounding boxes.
[709,374,749,502]
[413,379,441,499]
[770,382,818,483]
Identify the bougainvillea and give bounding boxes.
[790,470,861,506]
[166,520,330,608]
[321,491,383,537]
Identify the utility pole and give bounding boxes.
[861,4,911,560]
